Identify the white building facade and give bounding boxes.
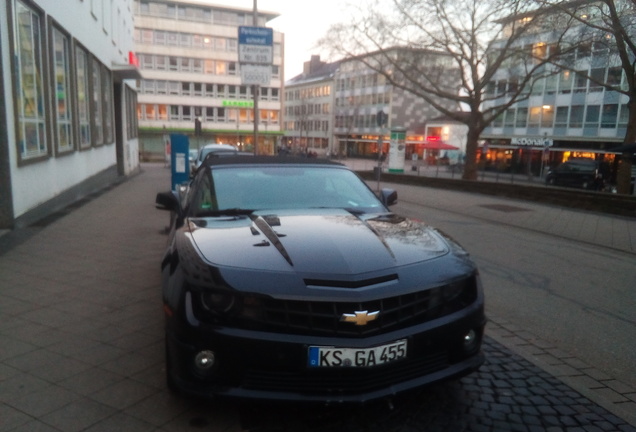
[480,4,629,180]
[133,0,284,156]
[0,0,141,229]
[283,56,338,156]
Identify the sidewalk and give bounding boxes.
[341,158,636,255]
[0,162,634,431]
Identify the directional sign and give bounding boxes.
[238,26,273,64]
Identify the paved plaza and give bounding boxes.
[0,162,634,431]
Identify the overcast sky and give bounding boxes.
[210,0,348,79]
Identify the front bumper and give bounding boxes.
[166,305,486,403]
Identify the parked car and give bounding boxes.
[545,158,605,190]
[192,143,238,174]
[155,156,485,403]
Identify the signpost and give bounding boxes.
[238,22,273,154]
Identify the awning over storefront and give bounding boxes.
[609,143,636,154]
[408,141,458,150]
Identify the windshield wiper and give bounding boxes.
[193,208,254,217]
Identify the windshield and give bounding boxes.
[190,165,385,216]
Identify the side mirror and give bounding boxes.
[380,188,398,206]
[155,191,179,212]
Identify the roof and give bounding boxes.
[286,61,341,86]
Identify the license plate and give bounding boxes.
[308,339,407,368]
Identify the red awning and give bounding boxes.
[419,141,458,150]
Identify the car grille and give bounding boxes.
[241,350,449,394]
[242,276,477,337]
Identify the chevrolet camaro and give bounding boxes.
[155,156,485,403]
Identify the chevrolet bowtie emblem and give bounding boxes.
[341,310,380,326]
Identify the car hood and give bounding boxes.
[187,209,449,275]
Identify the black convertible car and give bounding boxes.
[155,156,485,403]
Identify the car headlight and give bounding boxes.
[442,279,466,302]
[200,290,240,315]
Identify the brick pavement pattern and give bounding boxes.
[0,163,634,431]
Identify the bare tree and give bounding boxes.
[319,0,576,180]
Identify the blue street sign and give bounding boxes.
[238,26,273,46]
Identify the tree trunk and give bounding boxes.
[463,126,481,181]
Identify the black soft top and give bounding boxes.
[204,155,345,168]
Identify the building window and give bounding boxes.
[170,105,179,120]
[503,108,515,127]
[157,104,168,121]
[52,27,74,153]
[601,104,618,128]
[541,105,554,128]
[515,107,527,128]
[558,70,573,94]
[528,107,541,128]
[75,46,91,149]
[205,107,214,121]
[144,104,155,120]
[204,59,215,74]
[169,56,178,71]
[584,105,600,128]
[142,29,153,44]
[141,53,153,69]
[573,71,588,93]
[92,58,103,145]
[13,0,48,161]
[569,105,584,128]
[589,68,604,92]
[555,106,568,128]
[607,67,622,87]
[182,106,192,121]
[156,55,166,70]
[102,66,113,144]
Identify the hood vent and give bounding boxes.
[304,274,398,289]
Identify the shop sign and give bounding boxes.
[222,100,254,108]
[511,137,553,147]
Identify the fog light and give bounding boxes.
[463,329,478,350]
[194,350,216,370]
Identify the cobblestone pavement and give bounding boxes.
[1,163,634,431]
[238,338,635,432]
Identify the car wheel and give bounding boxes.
[582,181,589,189]
[547,177,555,185]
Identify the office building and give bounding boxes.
[481,3,629,179]
[0,0,141,229]
[133,0,284,156]
[283,55,339,156]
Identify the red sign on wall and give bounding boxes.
[128,51,140,68]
